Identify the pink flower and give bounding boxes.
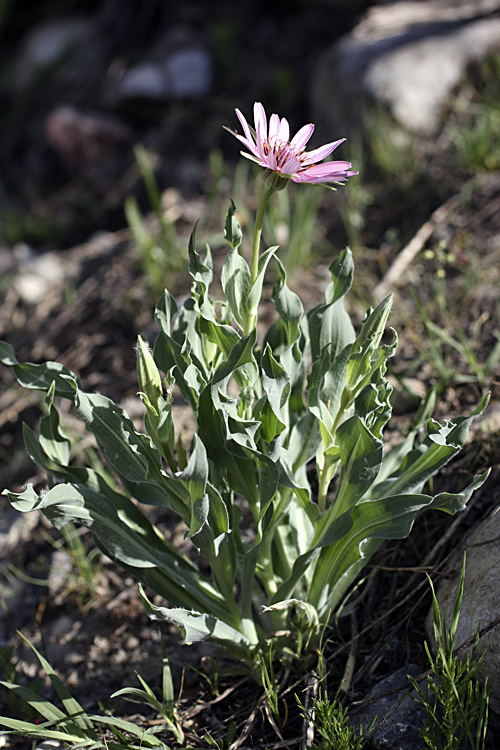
[230,102,358,185]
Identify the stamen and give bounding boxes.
[263,136,306,172]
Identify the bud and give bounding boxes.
[264,169,289,192]
[136,335,162,408]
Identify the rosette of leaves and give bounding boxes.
[1,202,489,667]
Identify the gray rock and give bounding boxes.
[14,17,96,90]
[312,0,500,136]
[48,549,73,597]
[13,249,67,305]
[353,664,425,749]
[163,45,212,98]
[427,504,500,714]
[114,61,168,101]
[112,26,212,104]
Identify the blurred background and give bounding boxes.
[0,0,368,250]
[0,0,497,250]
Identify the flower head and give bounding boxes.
[229,102,358,185]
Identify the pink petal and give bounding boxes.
[278,117,290,143]
[279,155,302,175]
[301,138,345,166]
[253,102,267,141]
[256,119,269,165]
[233,132,260,158]
[269,113,280,139]
[266,143,278,170]
[291,123,314,150]
[293,161,357,183]
[235,108,255,148]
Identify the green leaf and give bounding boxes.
[176,435,209,538]
[272,257,304,346]
[188,222,213,289]
[355,380,393,440]
[197,312,240,360]
[153,292,208,409]
[308,470,489,617]
[38,383,71,466]
[87,716,170,747]
[137,335,163,408]
[307,343,351,435]
[344,300,396,396]
[354,295,393,352]
[173,297,210,370]
[247,245,279,319]
[139,585,255,655]
[154,289,178,338]
[0,340,18,365]
[5,482,232,619]
[223,198,243,250]
[74,390,157,484]
[221,245,251,330]
[258,344,290,442]
[314,416,383,541]
[206,483,230,538]
[326,247,354,304]
[0,714,92,743]
[0,341,79,398]
[286,412,321,474]
[20,634,95,734]
[308,299,355,366]
[372,395,490,499]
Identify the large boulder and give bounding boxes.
[312,0,500,137]
[427,504,500,715]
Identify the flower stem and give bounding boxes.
[244,182,276,335]
[251,183,274,285]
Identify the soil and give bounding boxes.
[1,2,500,748]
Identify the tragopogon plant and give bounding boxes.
[1,103,489,670]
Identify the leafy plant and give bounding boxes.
[297,683,374,750]
[0,633,186,749]
[0,102,490,672]
[111,634,184,745]
[409,556,491,750]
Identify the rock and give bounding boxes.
[13,248,67,305]
[352,664,425,749]
[14,17,96,90]
[0,504,39,558]
[163,43,212,98]
[112,25,212,104]
[45,105,131,177]
[112,61,167,102]
[48,549,73,597]
[427,504,500,714]
[311,0,500,137]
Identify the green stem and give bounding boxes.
[244,182,276,335]
[251,183,275,284]
[317,460,334,514]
